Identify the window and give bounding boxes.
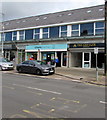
[60,25,67,37]
[95,22,104,35]
[49,26,59,38]
[12,31,17,41]
[80,23,94,36]
[25,29,33,40]
[0,33,5,41]
[5,32,12,41]
[71,24,79,36]
[34,28,40,39]
[42,28,49,39]
[19,30,25,40]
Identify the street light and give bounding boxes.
[0,12,4,58]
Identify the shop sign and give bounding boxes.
[26,44,67,50]
[69,43,104,48]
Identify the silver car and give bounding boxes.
[0,57,14,71]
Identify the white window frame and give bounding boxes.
[33,28,40,39]
[71,24,80,37]
[12,31,17,41]
[42,27,49,39]
[59,25,67,37]
[19,30,25,40]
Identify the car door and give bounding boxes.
[21,61,30,73]
[28,61,36,74]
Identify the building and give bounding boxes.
[0,4,105,68]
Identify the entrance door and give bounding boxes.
[82,52,91,68]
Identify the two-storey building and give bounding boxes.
[0,4,105,68]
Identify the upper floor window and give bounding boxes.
[60,25,67,37]
[42,28,49,39]
[5,32,12,41]
[25,29,33,40]
[49,26,59,38]
[19,30,25,40]
[0,33,5,41]
[34,28,40,39]
[12,31,17,41]
[95,22,104,35]
[80,23,94,36]
[71,24,79,36]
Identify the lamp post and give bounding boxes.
[1,12,4,58]
[105,0,107,76]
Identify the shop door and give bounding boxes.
[82,52,91,68]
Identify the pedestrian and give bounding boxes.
[29,55,34,60]
[54,57,59,67]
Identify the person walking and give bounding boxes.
[54,57,59,67]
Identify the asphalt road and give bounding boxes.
[2,72,106,118]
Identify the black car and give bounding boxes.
[16,60,55,75]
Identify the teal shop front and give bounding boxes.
[25,44,68,67]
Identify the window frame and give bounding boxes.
[19,30,25,40]
[42,27,49,39]
[95,21,104,35]
[59,25,67,37]
[71,24,80,37]
[12,31,17,41]
[33,28,40,39]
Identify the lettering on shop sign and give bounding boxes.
[69,43,104,48]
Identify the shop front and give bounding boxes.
[25,44,67,67]
[68,43,105,69]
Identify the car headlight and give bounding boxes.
[2,64,8,67]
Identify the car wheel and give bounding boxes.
[0,66,2,71]
[18,68,22,73]
[36,69,41,75]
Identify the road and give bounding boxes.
[2,72,106,118]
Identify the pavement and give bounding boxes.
[3,67,106,86]
[55,67,106,86]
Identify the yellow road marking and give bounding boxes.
[50,97,56,101]
[10,114,27,118]
[57,97,80,103]
[3,85,15,90]
[23,109,41,118]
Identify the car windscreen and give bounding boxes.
[0,58,10,62]
[34,61,47,65]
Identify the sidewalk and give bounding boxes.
[55,67,106,86]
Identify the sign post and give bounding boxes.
[94,48,98,81]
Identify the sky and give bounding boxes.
[1,0,105,21]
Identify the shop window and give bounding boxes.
[42,28,49,39]
[19,30,25,40]
[25,29,33,40]
[49,26,59,38]
[95,22,104,35]
[71,24,79,36]
[60,25,67,37]
[80,23,94,36]
[34,28,40,39]
[5,32,12,41]
[12,31,17,41]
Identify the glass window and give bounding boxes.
[42,28,49,39]
[71,24,79,36]
[95,22,104,35]
[80,23,94,36]
[5,32,12,41]
[12,31,17,41]
[19,30,25,40]
[49,26,59,38]
[25,29,33,40]
[34,28,40,39]
[0,33,5,41]
[60,25,67,37]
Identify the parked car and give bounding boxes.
[16,60,55,75]
[0,57,14,71]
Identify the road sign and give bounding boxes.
[94,48,98,54]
